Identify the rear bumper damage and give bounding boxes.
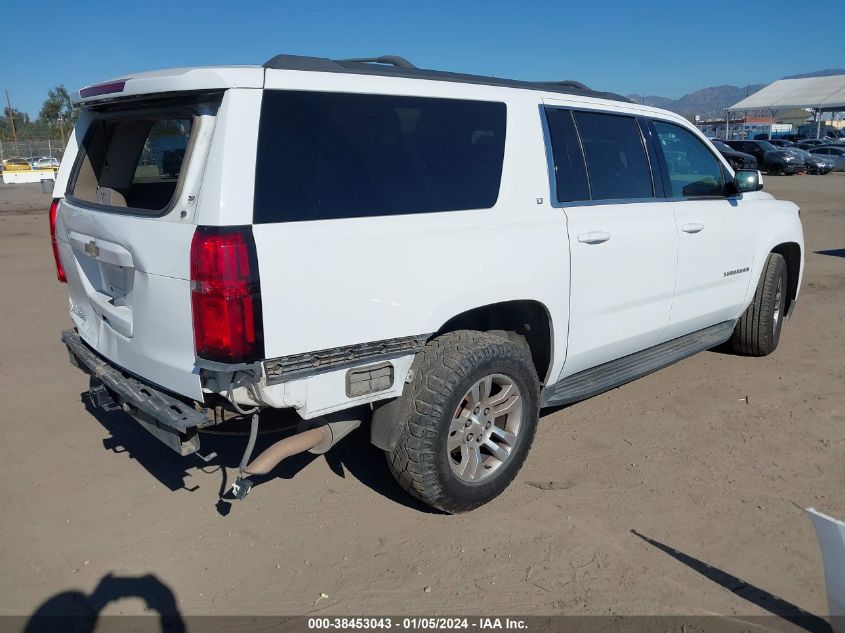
[61,330,212,456]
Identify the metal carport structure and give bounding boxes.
[728,75,845,139]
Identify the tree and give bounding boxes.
[1,107,31,142]
[39,85,75,125]
[38,85,77,145]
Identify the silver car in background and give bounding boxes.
[809,146,845,171]
[784,148,833,174]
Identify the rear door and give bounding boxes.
[543,105,678,377]
[650,119,755,335]
[55,95,221,399]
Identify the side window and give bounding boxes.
[653,120,726,198]
[544,108,590,202]
[253,91,507,223]
[572,111,654,200]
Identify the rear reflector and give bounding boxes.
[190,226,263,363]
[49,198,66,283]
[79,80,127,99]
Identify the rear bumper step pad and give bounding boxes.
[61,330,211,454]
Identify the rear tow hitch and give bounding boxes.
[89,379,121,412]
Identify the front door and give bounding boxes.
[651,120,755,336]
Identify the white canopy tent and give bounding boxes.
[728,75,845,139]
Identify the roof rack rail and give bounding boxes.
[261,54,632,104]
[541,80,591,91]
[338,55,416,69]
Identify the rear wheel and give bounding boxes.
[386,331,540,513]
[768,163,781,175]
[731,253,787,356]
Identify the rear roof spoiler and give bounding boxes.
[74,67,265,106]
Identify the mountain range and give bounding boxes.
[626,69,845,117]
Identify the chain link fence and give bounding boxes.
[0,139,67,164]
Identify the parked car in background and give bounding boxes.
[33,157,60,169]
[809,146,845,171]
[723,140,804,174]
[1,158,33,171]
[711,140,758,170]
[786,148,833,174]
[768,139,795,148]
[797,139,829,150]
[796,124,843,140]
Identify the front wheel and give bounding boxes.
[386,331,540,513]
[731,253,787,356]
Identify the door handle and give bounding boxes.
[577,231,611,244]
[682,222,705,234]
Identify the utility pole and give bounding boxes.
[5,90,18,152]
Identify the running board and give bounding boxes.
[541,320,736,408]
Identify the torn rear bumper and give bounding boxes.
[61,330,211,455]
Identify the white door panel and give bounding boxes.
[648,118,756,338]
[669,199,755,335]
[561,202,677,376]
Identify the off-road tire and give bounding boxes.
[731,252,787,356]
[386,330,540,513]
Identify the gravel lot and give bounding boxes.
[0,176,842,624]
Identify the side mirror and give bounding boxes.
[732,169,763,194]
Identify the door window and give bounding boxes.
[572,111,654,201]
[544,108,590,202]
[653,120,726,198]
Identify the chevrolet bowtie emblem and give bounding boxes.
[84,241,100,258]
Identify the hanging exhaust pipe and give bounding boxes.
[243,409,364,476]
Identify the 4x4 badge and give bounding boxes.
[84,241,100,258]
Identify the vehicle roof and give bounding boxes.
[72,55,711,131]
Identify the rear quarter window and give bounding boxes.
[253,91,507,223]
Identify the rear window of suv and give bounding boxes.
[253,91,507,223]
[69,113,194,212]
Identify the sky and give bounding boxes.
[4,0,844,117]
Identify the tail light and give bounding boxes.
[49,198,67,283]
[190,226,264,363]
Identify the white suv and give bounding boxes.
[51,54,804,513]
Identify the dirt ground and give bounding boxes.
[0,175,842,624]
